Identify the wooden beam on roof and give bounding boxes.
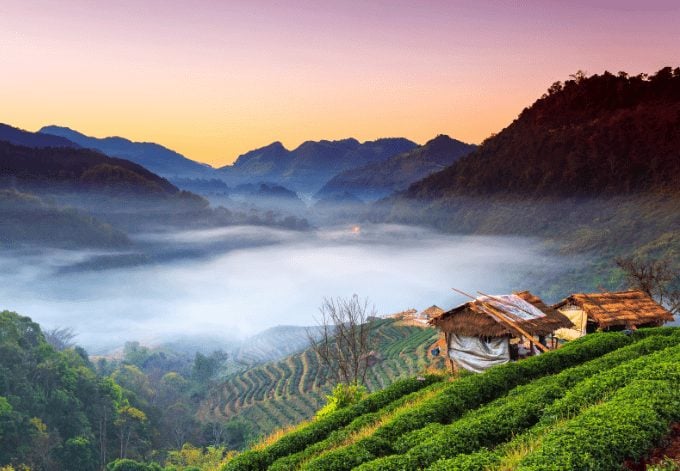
[451,288,549,353]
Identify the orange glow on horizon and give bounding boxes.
[1,1,678,167]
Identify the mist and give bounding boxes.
[0,224,577,353]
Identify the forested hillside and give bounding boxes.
[223,327,680,471]
[378,68,680,298]
[406,68,680,199]
[0,140,180,196]
[0,189,129,248]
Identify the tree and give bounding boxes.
[616,256,680,315]
[307,295,377,387]
[114,406,147,459]
[43,326,77,351]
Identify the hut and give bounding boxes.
[429,291,572,373]
[415,305,444,324]
[553,290,674,340]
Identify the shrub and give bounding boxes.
[303,332,633,471]
[518,378,680,470]
[316,383,367,419]
[222,375,442,470]
[359,334,679,470]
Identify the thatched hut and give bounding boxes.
[553,290,674,340]
[415,305,444,324]
[429,291,572,373]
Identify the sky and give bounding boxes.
[1,1,679,167]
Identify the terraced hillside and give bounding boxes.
[200,319,440,438]
[223,327,680,471]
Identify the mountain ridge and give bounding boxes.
[39,125,213,179]
[317,134,476,201]
[404,68,680,200]
[218,137,419,193]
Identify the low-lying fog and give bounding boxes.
[0,224,576,353]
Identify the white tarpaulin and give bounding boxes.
[478,294,546,321]
[449,333,510,373]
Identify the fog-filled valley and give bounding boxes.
[1,67,679,471]
[0,224,572,353]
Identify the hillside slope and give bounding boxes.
[223,327,680,471]
[0,123,78,149]
[0,189,129,248]
[0,139,180,196]
[40,125,212,179]
[406,68,680,199]
[200,320,439,439]
[317,135,475,201]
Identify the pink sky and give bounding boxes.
[1,0,678,166]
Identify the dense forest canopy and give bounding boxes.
[406,67,680,198]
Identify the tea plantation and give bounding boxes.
[222,327,680,471]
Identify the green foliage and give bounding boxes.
[0,310,113,470]
[306,332,631,471]
[222,375,442,471]
[316,383,367,419]
[228,329,680,471]
[107,458,164,471]
[517,378,680,470]
[355,334,680,470]
[57,436,98,471]
[211,320,438,440]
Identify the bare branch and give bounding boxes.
[308,295,377,387]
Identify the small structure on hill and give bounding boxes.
[429,291,572,373]
[415,305,444,324]
[384,308,417,320]
[553,290,674,340]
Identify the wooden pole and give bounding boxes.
[451,288,549,353]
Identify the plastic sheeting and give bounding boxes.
[449,333,510,373]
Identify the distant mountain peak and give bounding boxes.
[0,123,78,149]
[39,125,212,178]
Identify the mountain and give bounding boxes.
[230,141,292,177]
[0,122,78,148]
[39,125,213,179]
[224,328,680,471]
[219,137,418,193]
[405,68,680,200]
[317,135,476,201]
[0,139,181,196]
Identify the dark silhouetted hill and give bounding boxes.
[0,140,180,196]
[317,135,476,201]
[0,123,78,149]
[406,67,680,199]
[39,125,213,178]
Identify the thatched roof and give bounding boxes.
[419,305,444,318]
[553,290,674,329]
[429,290,572,338]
